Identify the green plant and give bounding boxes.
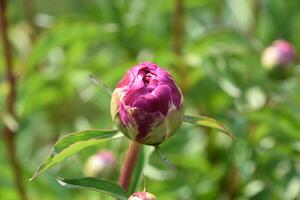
[30,62,234,199]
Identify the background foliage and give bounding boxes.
[1,0,300,199]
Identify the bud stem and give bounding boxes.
[118,142,142,192]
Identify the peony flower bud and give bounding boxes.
[84,150,115,177]
[261,40,296,69]
[111,62,184,145]
[128,192,157,200]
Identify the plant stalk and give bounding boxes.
[172,0,188,93]
[0,1,28,200]
[118,142,142,192]
[173,0,184,56]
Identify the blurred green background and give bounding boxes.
[1,0,300,199]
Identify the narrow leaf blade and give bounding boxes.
[56,177,128,200]
[183,115,236,139]
[30,129,123,180]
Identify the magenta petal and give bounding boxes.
[121,62,182,112]
[119,103,130,125]
[131,110,161,142]
[124,87,152,106]
[133,97,151,111]
[113,62,184,145]
[169,84,182,108]
[151,85,172,115]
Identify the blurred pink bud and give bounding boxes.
[84,150,115,177]
[261,39,296,69]
[128,192,157,200]
[111,62,184,145]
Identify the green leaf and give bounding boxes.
[183,115,236,139]
[28,22,104,71]
[56,176,128,200]
[190,28,252,57]
[1,112,18,132]
[30,129,123,180]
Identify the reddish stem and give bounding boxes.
[118,142,142,192]
[0,1,28,200]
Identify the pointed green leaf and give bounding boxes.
[183,115,236,139]
[30,129,123,180]
[155,145,175,169]
[56,177,128,200]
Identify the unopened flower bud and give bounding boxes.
[84,150,115,177]
[111,62,184,145]
[128,192,157,200]
[261,40,296,69]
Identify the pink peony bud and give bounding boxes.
[111,62,184,145]
[128,192,157,200]
[261,40,296,69]
[84,150,115,177]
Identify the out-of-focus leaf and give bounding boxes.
[27,22,105,70]
[188,29,252,56]
[30,129,122,180]
[56,176,128,200]
[183,115,236,139]
[1,113,19,132]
